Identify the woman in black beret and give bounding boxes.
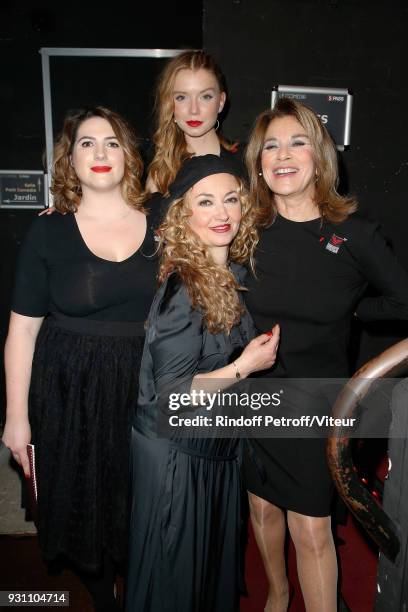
[126,155,280,612]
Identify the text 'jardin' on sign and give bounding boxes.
[0,171,47,209]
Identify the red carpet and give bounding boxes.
[241,513,378,611]
[241,443,386,610]
[0,511,380,612]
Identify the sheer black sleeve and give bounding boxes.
[12,217,49,317]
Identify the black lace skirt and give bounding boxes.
[29,314,144,572]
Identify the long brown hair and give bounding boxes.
[148,51,235,195]
[245,98,357,227]
[51,106,145,213]
[158,177,258,334]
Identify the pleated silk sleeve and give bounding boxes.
[149,274,203,400]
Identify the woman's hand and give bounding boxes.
[2,416,31,476]
[4,312,43,477]
[235,324,280,377]
[145,174,158,194]
[191,325,280,394]
[38,206,58,216]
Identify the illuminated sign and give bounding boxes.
[271,85,353,150]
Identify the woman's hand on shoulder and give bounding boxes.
[145,174,159,194]
[235,324,280,377]
[38,206,61,216]
[2,417,31,476]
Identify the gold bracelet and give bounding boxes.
[232,361,241,380]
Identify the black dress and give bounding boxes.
[126,268,256,612]
[243,213,408,516]
[12,211,158,571]
[141,140,246,177]
[219,142,246,176]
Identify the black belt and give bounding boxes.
[48,312,146,337]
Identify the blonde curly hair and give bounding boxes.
[51,106,145,213]
[148,50,236,195]
[158,177,258,334]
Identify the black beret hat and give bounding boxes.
[166,154,242,203]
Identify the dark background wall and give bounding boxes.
[204,0,408,365]
[1,0,407,420]
[0,0,203,420]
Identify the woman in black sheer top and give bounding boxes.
[2,106,158,611]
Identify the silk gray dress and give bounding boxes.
[126,266,256,612]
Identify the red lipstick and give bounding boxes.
[187,121,203,127]
[91,166,111,173]
[211,224,231,233]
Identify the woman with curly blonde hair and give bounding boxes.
[126,155,280,612]
[3,106,159,611]
[146,50,243,194]
[158,166,257,334]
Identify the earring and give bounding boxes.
[258,171,263,176]
[214,119,220,131]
